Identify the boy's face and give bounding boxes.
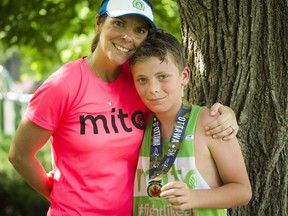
[131,53,190,115]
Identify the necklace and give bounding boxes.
[104,81,117,107]
[86,56,119,107]
[95,73,119,107]
[147,99,192,198]
[107,99,113,107]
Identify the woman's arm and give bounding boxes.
[8,117,53,201]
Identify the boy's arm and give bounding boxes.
[160,108,251,210]
[160,139,251,210]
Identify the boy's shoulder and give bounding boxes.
[197,106,219,125]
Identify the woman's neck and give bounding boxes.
[86,50,121,82]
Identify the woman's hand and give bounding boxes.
[205,103,239,140]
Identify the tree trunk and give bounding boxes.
[177,0,288,215]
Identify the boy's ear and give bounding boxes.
[181,67,190,86]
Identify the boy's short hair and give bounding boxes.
[130,30,187,71]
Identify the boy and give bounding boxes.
[130,30,252,215]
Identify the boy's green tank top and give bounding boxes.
[133,105,227,216]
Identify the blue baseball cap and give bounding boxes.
[98,0,157,31]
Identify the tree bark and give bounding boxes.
[177,0,288,215]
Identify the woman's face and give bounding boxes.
[96,15,150,65]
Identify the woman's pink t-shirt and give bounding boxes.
[25,57,147,215]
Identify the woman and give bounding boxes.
[8,0,238,215]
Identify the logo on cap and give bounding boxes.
[133,0,145,11]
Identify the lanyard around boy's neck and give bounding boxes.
[147,99,191,198]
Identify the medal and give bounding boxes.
[147,99,192,198]
[147,181,162,198]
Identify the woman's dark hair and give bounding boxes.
[90,0,154,52]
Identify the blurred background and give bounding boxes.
[0,0,180,215]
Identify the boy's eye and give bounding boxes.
[158,74,168,80]
[138,78,147,84]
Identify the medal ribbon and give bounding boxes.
[149,99,192,182]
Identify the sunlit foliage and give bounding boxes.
[0,0,180,81]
